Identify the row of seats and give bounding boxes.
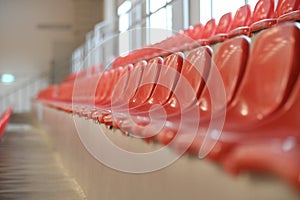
[112,0,300,67]
[0,107,13,139]
[36,0,300,192]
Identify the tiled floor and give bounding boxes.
[0,114,86,200]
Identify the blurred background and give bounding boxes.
[0,0,265,113]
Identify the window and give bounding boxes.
[118,1,132,55]
[117,0,178,53]
[116,0,260,55]
[247,0,259,9]
[146,0,173,44]
[118,1,132,32]
[200,0,212,23]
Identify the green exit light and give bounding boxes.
[1,74,15,84]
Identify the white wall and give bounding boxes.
[0,0,75,96]
[0,0,104,112]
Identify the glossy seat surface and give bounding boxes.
[274,0,300,17]
[251,0,274,23]
[228,4,252,37]
[129,58,163,109]
[132,53,184,113]
[216,13,233,34]
[231,4,252,30]
[209,13,233,43]
[187,23,204,40]
[198,19,217,45]
[226,23,300,129]
[199,36,250,120]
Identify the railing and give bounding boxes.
[0,73,50,114]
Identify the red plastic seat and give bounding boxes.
[180,47,212,102]
[105,58,163,128]
[173,31,195,52]
[112,48,145,68]
[248,0,275,33]
[93,70,110,106]
[114,53,184,132]
[228,4,252,38]
[130,53,184,113]
[249,0,299,33]
[223,138,300,190]
[171,22,300,164]
[179,26,209,52]
[71,68,118,116]
[219,23,300,142]
[209,12,233,44]
[57,66,105,106]
[72,67,126,118]
[71,71,108,116]
[220,25,300,190]
[127,47,212,143]
[251,0,275,23]
[186,23,204,40]
[225,22,300,130]
[110,61,146,108]
[151,40,171,58]
[96,68,125,106]
[0,107,13,139]
[101,61,146,124]
[129,57,164,109]
[278,10,300,23]
[232,4,252,29]
[73,74,102,105]
[181,23,205,50]
[216,13,233,34]
[90,64,134,121]
[277,0,300,23]
[274,0,300,18]
[171,36,250,156]
[57,80,75,103]
[71,66,109,106]
[155,47,212,144]
[36,85,58,101]
[77,65,102,77]
[198,19,217,45]
[199,36,250,121]
[148,46,212,117]
[63,72,78,82]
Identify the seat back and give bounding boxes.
[111,61,145,108]
[177,46,212,108]
[73,74,100,104]
[231,4,252,30]
[202,19,217,39]
[199,36,250,118]
[147,53,184,105]
[130,57,163,108]
[227,23,300,126]
[94,70,110,105]
[0,108,13,139]
[104,64,134,107]
[37,85,58,100]
[187,23,204,40]
[216,13,233,34]
[57,80,75,102]
[251,0,274,23]
[99,67,125,105]
[274,0,300,17]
